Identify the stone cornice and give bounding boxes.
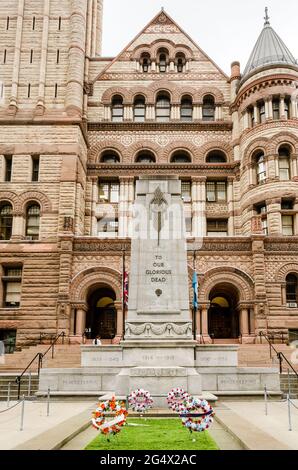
[87,121,233,132]
[87,163,239,178]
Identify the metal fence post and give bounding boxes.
[287,394,292,432]
[7,382,11,408]
[20,396,25,431]
[28,371,32,397]
[264,385,268,416]
[47,388,50,417]
[287,369,291,398]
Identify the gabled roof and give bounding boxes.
[92,8,228,83]
[243,12,297,77]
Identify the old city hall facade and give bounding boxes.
[1,1,298,349]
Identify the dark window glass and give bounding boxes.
[111,96,124,122]
[206,181,227,202]
[26,204,40,240]
[0,204,13,240]
[98,182,119,203]
[203,95,215,121]
[32,156,40,182]
[4,156,12,182]
[134,97,146,122]
[180,98,193,121]
[286,274,298,303]
[156,94,171,122]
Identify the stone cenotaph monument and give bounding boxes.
[115,176,202,396]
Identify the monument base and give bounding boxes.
[38,343,281,404]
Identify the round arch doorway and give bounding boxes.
[208,284,240,339]
[86,287,117,340]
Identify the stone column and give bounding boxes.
[9,0,25,113]
[169,60,175,72]
[267,198,282,235]
[91,178,98,236]
[215,105,222,120]
[240,308,249,336]
[280,95,286,118]
[127,177,135,238]
[118,178,126,237]
[291,96,297,118]
[76,308,87,337]
[191,177,206,238]
[227,177,234,236]
[267,97,273,120]
[193,104,202,120]
[114,301,123,344]
[253,104,259,125]
[243,111,250,129]
[91,0,98,57]
[146,104,155,121]
[65,1,87,117]
[171,104,180,120]
[151,61,156,72]
[201,304,212,343]
[124,105,133,121]
[11,214,25,240]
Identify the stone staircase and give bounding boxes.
[0,344,81,372]
[1,341,297,399]
[280,373,298,398]
[0,374,39,401]
[238,343,298,372]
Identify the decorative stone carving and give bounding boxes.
[125,322,193,338]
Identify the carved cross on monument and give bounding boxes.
[150,187,168,246]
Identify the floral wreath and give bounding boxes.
[92,396,128,435]
[167,387,193,413]
[128,389,154,413]
[180,398,215,433]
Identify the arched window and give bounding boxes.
[157,49,168,73]
[100,151,120,164]
[176,53,186,73]
[136,151,155,163]
[258,100,266,123]
[140,53,150,73]
[111,95,124,122]
[133,95,146,122]
[156,92,171,122]
[26,204,40,240]
[171,151,191,163]
[254,151,266,184]
[0,203,13,240]
[202,95,215,121]
[286,273,298,305]
[180,96,193,121]
[206,151,227,163]
[278,146,291,181]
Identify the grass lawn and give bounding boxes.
[86,418,219,450]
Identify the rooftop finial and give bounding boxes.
[264,6,270,26]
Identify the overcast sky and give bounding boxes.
[102,0,298,74]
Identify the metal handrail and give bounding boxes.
[277,351,298,378]
[259,332,298,385]
[42,331,65,360]
[15,353,43,400]
[15,331,66,399]
[259,331,281,359]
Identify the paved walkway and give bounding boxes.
[0,400,95,450]
[217,399,298,450]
